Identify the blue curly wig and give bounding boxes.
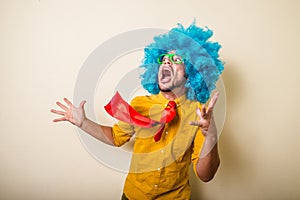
[139,22,224,103]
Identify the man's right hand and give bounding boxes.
[51,98,87,127]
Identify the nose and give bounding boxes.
[163,57,172,65]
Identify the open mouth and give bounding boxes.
[160,67,173,83]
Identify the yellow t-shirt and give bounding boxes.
[112,93,205,200]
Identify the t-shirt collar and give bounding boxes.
[156,92,188,108]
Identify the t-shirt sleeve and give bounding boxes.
[111,96,143,147]
[112,121,134,147]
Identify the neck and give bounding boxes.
[161,87,186,101]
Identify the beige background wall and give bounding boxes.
[1,0,300,199]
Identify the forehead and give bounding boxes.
[166,50,182,57]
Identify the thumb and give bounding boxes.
[79,100,87,109]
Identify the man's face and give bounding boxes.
[157,51,187,93]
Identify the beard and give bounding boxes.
[158,83,174,92]
[158,85,172,92]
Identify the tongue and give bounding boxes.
[161,69,172,83]
[161,76,171,83]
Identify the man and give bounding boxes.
[51,22,224,199]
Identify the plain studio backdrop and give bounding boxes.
[1,0,300,199]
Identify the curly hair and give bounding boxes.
[139,22,224,103]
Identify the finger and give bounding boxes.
[189,121,204,127]
[206,92,219,115]
[50,109,65,116]
[189,121,198,126]
[56,101,68,111]
[63,98,73,107]
[208,92,220,110]
[201,105,207,117]
[189,121,201,126]
[53,117,67,122]
[196,108,201,117]
[79,100,86,109]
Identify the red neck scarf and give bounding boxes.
[104,92,177,142]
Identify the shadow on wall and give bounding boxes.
[190,64,256,199]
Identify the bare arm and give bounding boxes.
[190,92,220,182]
[195,117,220,182]
[80,118,115,146]
[51,98,116,146]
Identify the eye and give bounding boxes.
[173,56,183,63]
[158,54,168,64]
